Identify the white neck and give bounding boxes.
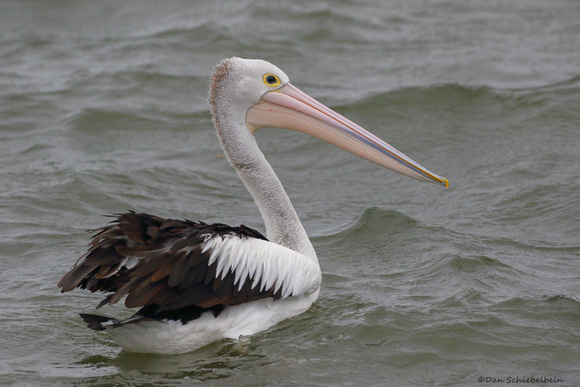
[210,106,317,262]
[208,57,317,262]
[243,148,316,258]
[220,129,317,262]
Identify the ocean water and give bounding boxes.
[1,1,579,385]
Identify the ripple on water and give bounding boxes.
[2,0,580,384]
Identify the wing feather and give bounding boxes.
[58,212,321,313]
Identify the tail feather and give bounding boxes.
[80,313,119,331]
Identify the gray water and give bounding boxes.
[1,1,579,386]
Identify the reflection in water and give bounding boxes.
[76,338,280,381]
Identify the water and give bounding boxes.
[1,0,579,385]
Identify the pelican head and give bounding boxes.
[209,57,448,187]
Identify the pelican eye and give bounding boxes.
[263,74,281,87]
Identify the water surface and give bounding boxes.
[1,1,579,385]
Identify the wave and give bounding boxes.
[314,206,419,244]
[342,80,579,116]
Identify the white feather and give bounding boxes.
[252,256,264,290]
[259,261,268,292]
[235,257,250,290]
[207,237,222,265]
[273,261,288,294]
[200,235,321,298]
[215,239,231,279]
[229,239,245,274]
[124,257,140,270]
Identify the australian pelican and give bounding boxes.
[58,57,448,354]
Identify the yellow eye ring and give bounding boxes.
[263,73,281,87]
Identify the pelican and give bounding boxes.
[58,57,448,354]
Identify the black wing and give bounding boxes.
[58,211,288,311]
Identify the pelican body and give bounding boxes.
[58,57,447,354]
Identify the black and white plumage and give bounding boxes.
[59,212,320,353]
[60,212,320,310]
[59,57,447,354]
